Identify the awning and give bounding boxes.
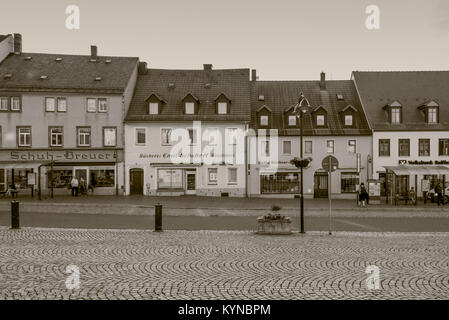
[383,165,449,176]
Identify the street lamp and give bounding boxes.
[292,92,312,233]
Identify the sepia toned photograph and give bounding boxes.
[0,0,448,310]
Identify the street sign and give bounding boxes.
[322,155,338,172]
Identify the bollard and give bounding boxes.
[11,201,20,229]
[155,203,162,232]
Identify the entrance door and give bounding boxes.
[129,168,143,195]
[314,172,328,198]
[74,168,88,188]
[185,171,196,195]
[0,169,5,191]
[396,175,409,197]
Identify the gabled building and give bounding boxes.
[248,72,372,198]
[124,64,251,196]
[352,71,449,199]
[0,34,139,195]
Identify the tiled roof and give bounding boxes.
[251,80,371,136]
[0,52,138,93]
[352,71,449,131]
[125,68,251,122]
[0,35,8,43]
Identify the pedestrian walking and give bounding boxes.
[409,187,416,205]
[358,182,368,207]
[71,176,79,197]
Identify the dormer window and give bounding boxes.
[288,115,297,126]
[419,100,439,124]
[316,115,325,126]
[260,115,269,126]
[149,103,158,115]
[256,105,272,127]
[182,93,199,115]
[427,107,438,124]
[391,107,401,124]
[345,115,353,126]
[215,93,231,115]
[185,102,195,114]
[145,93,165,115]
[312,106,327,128]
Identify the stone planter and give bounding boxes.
[257,216,292,235]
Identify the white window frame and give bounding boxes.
[304,140,313,154]
[160,128,172,146]
[260,115,269,126]
[50,127,63,147]
[135,128,146,146]
[98,98,107,113]
[10,97,20,111]
[149,102,159,115]
[77,127,91,147]
[288,115,297,126]
[283,140,292,155]
[0,97,8,111]
[18,127,31,147]
[326,140,335,154]
[428,108,437,124]
[345,114,353,126]
[316,115,325,126]
[348,140,356,153]
[185,102,195,114]
[57,97,67,112]
[103,127,117,147]
[217,102,227,114]
[208,168,218,185]
[87,98,97,112]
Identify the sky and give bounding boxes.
[1,0,448,80]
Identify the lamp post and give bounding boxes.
[293,92,312,234]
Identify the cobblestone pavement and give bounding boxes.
[0,227,448,300]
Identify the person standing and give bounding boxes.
[435,182,443,206]
[359,182,368,207]
[71,176,79,197]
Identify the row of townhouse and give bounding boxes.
[1,33,449,199]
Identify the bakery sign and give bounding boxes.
[0,149,123,163]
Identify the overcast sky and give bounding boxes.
[1,0,448,80]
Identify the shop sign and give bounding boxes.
[0,150,123,163]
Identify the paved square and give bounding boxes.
[0,227,448,300]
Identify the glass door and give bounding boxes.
[185,170,196,195]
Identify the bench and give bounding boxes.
[395,194,416,205]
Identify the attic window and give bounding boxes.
[185,102,195,114]
[316,115,325,126]
[40,75,48,80]
[168,83,175,89]
[105,59,111,64]
[95,77,102,81]
[3,74,12,79]
[55,58,62,62]
[345,115,353,126]
[24,56,32,61]
[258,95,265,101]
[204,83,211,88]
[337,94,344,100]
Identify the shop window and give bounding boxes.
[13,169,33,189]
[348,140,356,153]
[208,168,218,185]
[228,168,237,185]
[260,173,300,194]
[135,128,146,145]
[439,139,449,156]
[77,127,91,147]
[341,173,359,193]
[283,140,292,155]
[49,127,63,147]
[49,170,73,188]
[17,127,31,147]
[304,141,312,154]
[103,127,117,147]
[326,140,334,154]
[419,139,430,156]
[157,169,183,189]
[379,139,390,156]
[399,139,410,157]
[90,170,115,188]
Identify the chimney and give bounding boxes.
[138,61,148,75]
[320,72,326,90]
[203,64,212,71]
[90,45,98,60]
[252,69,257,82]
[13,33,22,54]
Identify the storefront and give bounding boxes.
[0,149,123,196]
[383,165,449,204]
